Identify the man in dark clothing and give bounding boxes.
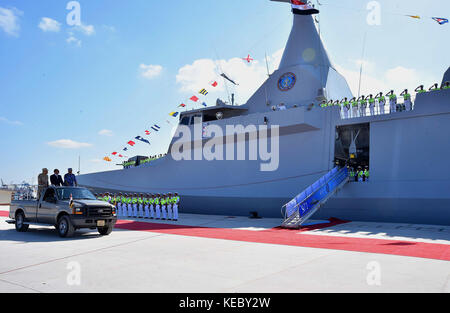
[50,169,64,186]
[64,168,78,187]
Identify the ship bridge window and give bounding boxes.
[180,116,190,126]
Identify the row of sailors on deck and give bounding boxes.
[96,192,180,221]
[319,82,450,119]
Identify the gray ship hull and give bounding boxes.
[79,90,450,225]
[78,4,450,226]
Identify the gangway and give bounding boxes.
[281,167,349,229]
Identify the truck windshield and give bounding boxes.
[57,188,96,201]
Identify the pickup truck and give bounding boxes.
[6,186,117,237]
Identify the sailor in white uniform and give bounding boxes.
[161,194,168,220]
[138,193,145,218]
[167,193,173,220]
[376,92,386,115]
[387,90,397,113]
[127,194,133,217]
[132,193,138,218]
[155,194,161,219]
[144,194,150,219]
[116,193,122,217]
[173,193,180,221]
[149,194,155,219]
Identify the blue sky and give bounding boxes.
[0,0,449,184]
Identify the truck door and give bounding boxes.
[38,188,59,224]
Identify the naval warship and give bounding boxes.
[78,0,450,226]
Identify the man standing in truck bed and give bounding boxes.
[37,168,49,199]
[64,168,78,187]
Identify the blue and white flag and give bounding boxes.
[151,125,161,131]
[135,136,151,145]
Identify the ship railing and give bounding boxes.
[281,167,349,229]
[340,95,418,120]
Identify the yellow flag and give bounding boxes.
[407,15,421,19]
[103,157,112,162]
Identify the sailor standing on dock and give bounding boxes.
[138,193,144,218]
[173,193,180,221]
[143,194,150,218]
[161,194,167,220]
[166,193,173,220]
[155,194,161,219]
[149,194,155,219]
[117,193,122,217]
[126,194,132,217]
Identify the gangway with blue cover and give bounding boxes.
[281,167,349,229]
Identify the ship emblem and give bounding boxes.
[278,72,296,91]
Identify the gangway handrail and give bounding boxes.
[282,167,349,224]
[281,167,344,219]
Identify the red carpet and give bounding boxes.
[2,209,448,261]
[115,219,450,261]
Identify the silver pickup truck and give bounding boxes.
[7,186,117,237]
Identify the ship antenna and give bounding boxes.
[213,47,232,105]
[357,31,368,98]
[265,52,270,77]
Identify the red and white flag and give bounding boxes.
[291,0,319,15]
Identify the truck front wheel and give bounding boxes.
[98,225,113,236]
[15,212,29,232]
[57,215,75,238]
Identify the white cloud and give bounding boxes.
[0,116,23,126]
[47,139,92,149]
[139,64,163,79]
[335,63,430,97]
[74,23,95,36]
[98,129,113,136]
[176,49,284,105]
[38,17,61,32]
[66,33,81,47]
[0,7,22,37]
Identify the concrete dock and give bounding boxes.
[0,205,449,293]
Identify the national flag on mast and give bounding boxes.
[291,0,319,15]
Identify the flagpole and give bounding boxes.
[357,31,367,99]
